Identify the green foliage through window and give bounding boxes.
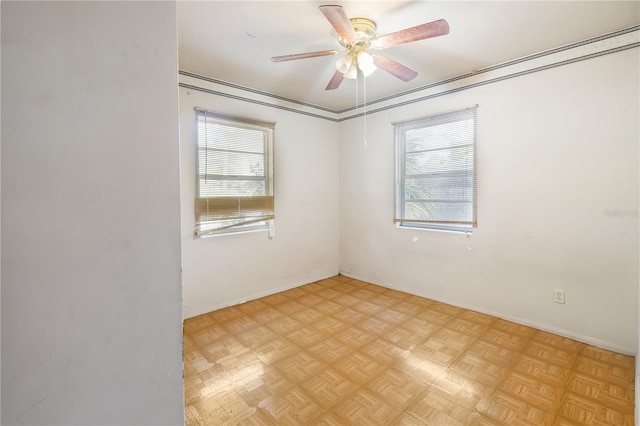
[394,107,477,232]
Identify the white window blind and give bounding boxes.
[195,108,275,237]
[394,107,477,232]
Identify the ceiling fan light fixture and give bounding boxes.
[344,61,358,79]
[335,54,353,74]
[336,54,358,79]
[357,51,376,77]
[335,51,376,80]
[271,5,450,91]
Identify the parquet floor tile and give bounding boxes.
[365,367,426,409]
[369,294,399,308]
[331,307,369,324]
[253,336,299,365]
[401,317,442,338]
[316,288,343,300]
[311,316,349,335]
[258,386,325,424]
[446,317,490,338]
[284,325,325,348]
[374,307,412,325]
[512,355,573,387]
[432,326,478,352]
[236,367,295,406]
[191,323,229,347]
[333,388,401,425]
[301,368,358,408]
[249,306,283,324]
[360,339,407,365]
[411,336,466,367]
[430,369,495,409]
[459,310,498,327]
[237,299,270,315]
[236,325,278,349]
[524,340,579,369]
[482,327,532,352]
[291,307,325,324]
[274,351,327,383]
[415,309,454,326]
[260,292,290,305]
[333,351,386,384]
[313,410,348,426]
[332,294,361,308]
[534,330,586,353]
[184,313,217,334]
[557,392,634,425]
[307,337,354,364]
[467,339,520,367]
[208,306,244,323]
[581,346,636,369]
[299,294,326,307]
[353,300,386,316]
[403,386,483,425]
[392,352,448,386]
[476,389,556,425]
[356,316,395,336]
[450,352,511,387]
[493,318,538,338]
[315,300,345,315]
[183,275,635,425]
[334,325,377,349]
[395,298,431,314]
[566,372,635,411]
[498,371,565,411]
[274,300,306,316]
[383,324,428,350]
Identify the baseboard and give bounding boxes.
[340,271,636,356]
[636,355,640,426]
[183,271,340,319]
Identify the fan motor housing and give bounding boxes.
[338,17,377,51]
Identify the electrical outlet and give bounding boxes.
[553,289,565,304]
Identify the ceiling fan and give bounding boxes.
[271,5,449,90]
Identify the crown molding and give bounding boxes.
[179,25,639,122]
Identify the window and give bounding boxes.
[394,106,477,233]
[194,109,274,237]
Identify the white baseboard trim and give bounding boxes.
[183,271,340,320]
[340,272,635,356]
[636,356,640,426]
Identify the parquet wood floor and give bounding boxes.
[183,276,635,425]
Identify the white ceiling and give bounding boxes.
[177,1,639,111]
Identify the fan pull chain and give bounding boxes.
[363,72,367,147]
[355,71,358,109]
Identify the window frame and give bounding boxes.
[194,108,275,238]
[394,106,477,233]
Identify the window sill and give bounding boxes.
[395,223,473,235]
[196,225,274,239]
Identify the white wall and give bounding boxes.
[179,88,340,318]
[637,129,640,426]
[340,49,639,354]
[1,2,184,424]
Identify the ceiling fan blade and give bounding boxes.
[271,50,339,62]
[325,70,344,90]
[373,55,418,82]
[374,19,449,49]
[319,5,356,43]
